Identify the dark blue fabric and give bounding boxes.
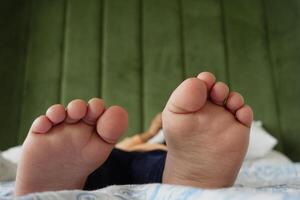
[84,148,167,190]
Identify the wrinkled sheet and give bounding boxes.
[1,162,300,200]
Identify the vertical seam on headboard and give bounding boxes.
[179,0,186,80]
[99,0,104,98]
[17,0,33,144]
[59,0,68,105]
[220,0,230,85]
[139,0,145,132]
[262,0,284,152]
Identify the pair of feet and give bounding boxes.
[15,72,253,196]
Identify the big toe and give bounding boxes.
[165,78,208,114]
[96,106,128,144]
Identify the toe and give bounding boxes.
[197,72,216,91]
[83,98,106,125]
[166,78,207,114]
[210,82,229,106]
[226,92,244,113]
[96,106,128,144]
[30,115,53,134]
[66,99,88,123]
[46,104,66,124]
[236,105,253,127]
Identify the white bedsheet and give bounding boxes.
[1,183,299,200]
[1,150,299,200]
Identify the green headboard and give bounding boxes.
[1,0,300,161]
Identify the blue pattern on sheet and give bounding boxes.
[1,164,300,200]
[149,184,161,199]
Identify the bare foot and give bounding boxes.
[162,72,253,188]
[15,98,128,196]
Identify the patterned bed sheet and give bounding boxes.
[1,162,300,200]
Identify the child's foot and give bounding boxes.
[15,98,128,196]
[162,72,253,188]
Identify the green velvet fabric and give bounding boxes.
[1,0,300,161]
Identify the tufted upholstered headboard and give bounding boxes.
[1,0,300,161]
